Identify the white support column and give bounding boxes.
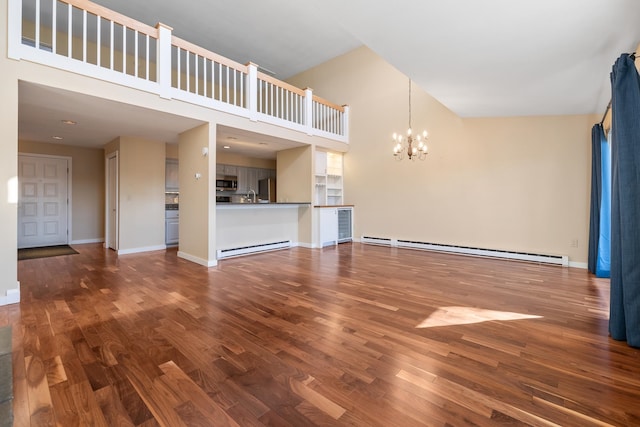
[342,105,350,139]
[247,62,258,121]
[304,87,314,136]
[156,22,173,99]
[7,0,22,60]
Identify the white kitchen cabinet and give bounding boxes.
[318,207,338,247]
[317,206,353,247]
[216,164,237,177]
[236,166,249,193]
[166,159,179,191]
[235,166,270,194]
[315,151,327,175]
[165,210,179,245]
[247,168,259,193]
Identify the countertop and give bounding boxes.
[216,202,311,209]
[314,204,355,208]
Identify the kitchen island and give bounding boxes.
[216,203,310,258]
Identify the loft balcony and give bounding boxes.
[7,0,349,143]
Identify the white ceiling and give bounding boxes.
[19,0,640,153]
[19,82,205,147]
[89,0,640,117]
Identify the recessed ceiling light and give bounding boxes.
[223,145,231,149]
[258,142,267,145]
[61,120,77,125]
[227,136,237,140]
[52,136,63,140]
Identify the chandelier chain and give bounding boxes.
[408,79,412,131]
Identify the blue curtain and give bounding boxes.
[610,53,640,347]
[596,135,611,277]
[588,124,603,274]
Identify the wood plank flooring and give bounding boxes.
[2,243,640,426]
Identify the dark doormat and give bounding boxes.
[0,326,12,427]
[18,244,79,261]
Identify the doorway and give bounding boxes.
[17,154,70,249]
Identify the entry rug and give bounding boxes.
[18,244,79,260]
[0,326,12,427]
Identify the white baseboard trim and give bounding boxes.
[178,251,217,267]
[117,244,166,255]
[295,242,313,249]
[568,261,588,269]
[70,238,104,245]
[360,236,570,267]
[0,285,20,306]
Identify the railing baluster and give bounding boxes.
[96,15,101,67]
[134,30,138,77]
[145,34,149,80]
[204,59,209,98]
[270,83,274,116]
[186,51,190,92]
[240,69,245,108]
[49,0,55,53]
[233,70,237,106]
[177,48,181,90]
[67,2,71,57]
[217,62,222,101]
[82,9,87,62]
[109,20,113,70]
[122,24,126,74]
[225,65,229,103]
[35,0,41,49]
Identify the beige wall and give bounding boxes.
[116,136,166,251]
[216,151,276,169]
[288,46,596,264]
[276,146,313,244]
[178,123,217,266]
[166,143,179,159]
[19,140,105,243]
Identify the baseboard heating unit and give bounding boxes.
[360,236,569,267]
[217,240,291,259]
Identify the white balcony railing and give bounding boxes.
[8,0,349,143]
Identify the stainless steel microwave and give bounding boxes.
[216,177,237,191]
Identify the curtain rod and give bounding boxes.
[600,51,637,126]
[600,100,612,126]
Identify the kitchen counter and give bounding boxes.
[216,203,309,255]
[216,202,310,209]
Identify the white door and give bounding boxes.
[18,155,69,249]
[106,153,118,250]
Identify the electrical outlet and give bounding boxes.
[570,239,578,248]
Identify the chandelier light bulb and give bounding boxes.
[407,128,412,136]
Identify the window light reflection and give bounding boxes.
[8,176,17,204]
[416,306,542,328]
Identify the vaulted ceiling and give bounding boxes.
[92,0,640,117]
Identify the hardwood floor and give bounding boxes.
[3,243,640,426]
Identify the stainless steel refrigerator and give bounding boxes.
[258,178,276,202]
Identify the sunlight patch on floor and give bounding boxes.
[416,306,542,328]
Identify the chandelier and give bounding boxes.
[392,79,429,160]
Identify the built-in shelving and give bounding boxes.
[315,151,343,205]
